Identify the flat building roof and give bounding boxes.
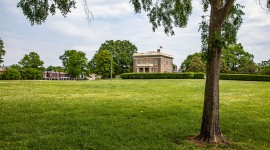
[133,50,173,59]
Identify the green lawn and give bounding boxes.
[0,79,269,149]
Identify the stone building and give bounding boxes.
[133,49,173,73]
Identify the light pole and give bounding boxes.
[111,54,113,81]
[110,42,115,81]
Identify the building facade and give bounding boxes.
[133,49,173,73]
[0,65,5,75]
[43,71,70,80]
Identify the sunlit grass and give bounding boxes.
[0,79,269,149]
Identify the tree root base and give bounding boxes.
[187,134,230,147]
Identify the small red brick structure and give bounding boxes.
[43,71,70,80]
[133,49,174,73]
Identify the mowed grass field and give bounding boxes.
[0,79,269,149]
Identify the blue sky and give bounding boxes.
[0,0,270,67]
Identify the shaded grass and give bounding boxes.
[0,79,269,149]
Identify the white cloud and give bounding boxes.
[237,0,270,62]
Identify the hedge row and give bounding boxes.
[121,73,205,79]
[121,73,270,81]
[220,74,270,82]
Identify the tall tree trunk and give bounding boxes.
[194,0,234,144]
[195,46,225,143]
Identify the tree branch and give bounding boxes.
[82,0,94,24]
[219,0,235,23]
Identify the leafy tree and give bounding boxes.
[46,65,64,72]
[220,59,230,73]
[18,52,44,70]
[90,50,113,79]
[258,59,270,75]
[181,53,206,72]
[130,0,249,144]
[17,0,92,25]
[182,44,257,74]
[222,44,257,74]
[194,1,244,143]
[258,66,270,75]
[18,52,44,80]
[173,64,177,72]
[21,68,43,80]
[258,59,270,67]
[238,61,258,74]
[46,65,55,71]
[96,40,137,76]
[0,38,5,65]
[10,64,22,71]
[189,57,206,73]
[59,50,89,79]
[1,68,21,80]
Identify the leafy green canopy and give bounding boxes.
[18,52,44,70]
[257,59,270,75]
[130,0,192,35]
[17,0,270,27]
[181,52,206,73]
[91,50,113,79]
[46,65,64,72]
[21,68,43,80]
[90,40,137,76]
[0,38,5,65]
[1,68,21,80]
[17,0,94,25]
[181,44,258,74]
[59,50,89,79]
[222,44,257,74]
[258,59,270,67]
[17,0,76,25]
[199,2,245,59]
[17,52,45,80]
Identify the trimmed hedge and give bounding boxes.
[220,74,270,82]
[121,73,270,81]
[121,73,205,79]
[194,72,205,79]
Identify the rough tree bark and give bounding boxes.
[194,0,235,144]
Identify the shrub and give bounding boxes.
[220,74,270,82]
[121,73,205,79]
[21,68,43,80]
[258,66,270,75]
[1,68,21,80]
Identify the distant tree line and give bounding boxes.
[0,39,137,80]
[181,43,269,75]
[1,38,270,80]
